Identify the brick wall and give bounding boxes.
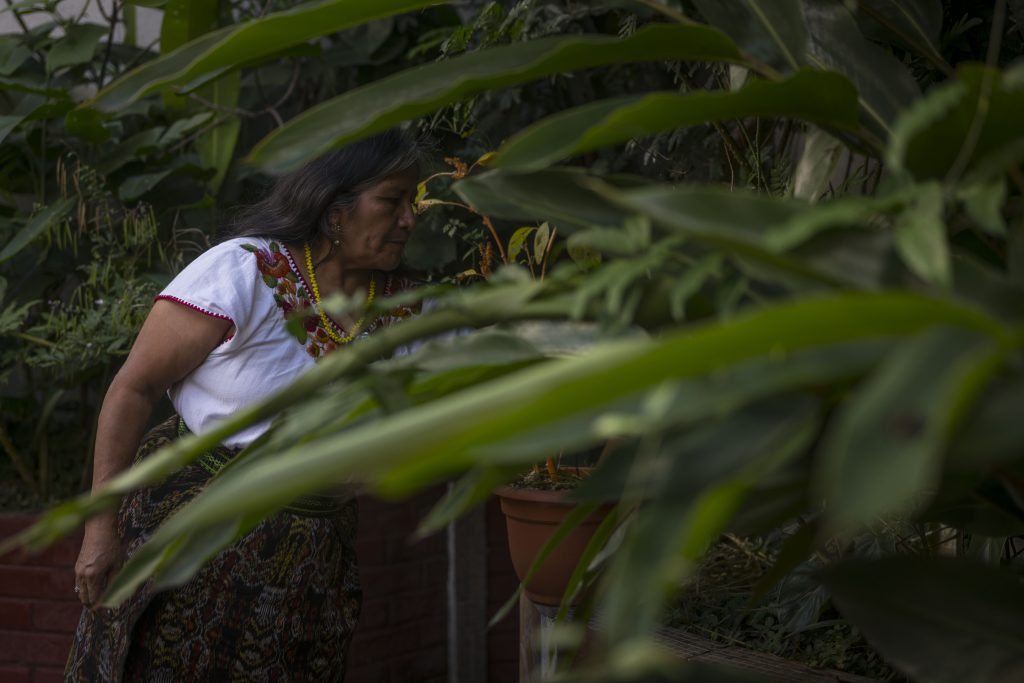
[486,498,520,683]
[0,492,521,683]
[0,514,81,683]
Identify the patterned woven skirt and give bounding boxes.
[64,415,362,682]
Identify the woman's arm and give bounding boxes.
[75,300,232,609]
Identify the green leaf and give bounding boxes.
[46,24,108,73]
[0,113,26,145]
[493,69,859,172]
[455,167,639,229]
[248,24,746,173]
[89,0,459,112]
[893,182,951,287]
[670,254,722,320]
[507,226,534,262]
[820,557,1024,683]
[64,107,111,144]
[600,398,819,644]
[958,177,1007,237]
[856,0,945,68]
[692,0,807,73]
[588,178,909,286]
[90,292,1011,603]
[118,169,174,201]
[533,221,551,263]
[0,197,75,263]
[889,64,1024,182]
[0,35,30,75]
[803,0,920,139]
[817,326,1005,532]
[195,70,241,194]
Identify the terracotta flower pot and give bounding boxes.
[496,484,612,606]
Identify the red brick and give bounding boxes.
[389,648,446,683]
[355,539,385,566]
[390,594,437,625]
[489,659,518,683]
[0,600,32,630]
[32,602,82,633]
[351,624,419,660]
[0,568,72,599]
[354,598,389,631]
[346,660,388,683]
[0,632,71,665]
[0,664,30,683]
[0,515,36,539]
[30,667,64,683]
[361,565,420,596]
[417,615,446,647]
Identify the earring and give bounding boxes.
[332,222,341,246]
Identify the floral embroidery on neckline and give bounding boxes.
[240,239,420,359]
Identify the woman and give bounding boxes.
[66,129,423,681]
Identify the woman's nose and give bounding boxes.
[400,202,417,229]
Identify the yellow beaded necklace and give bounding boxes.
[304,242,376,344]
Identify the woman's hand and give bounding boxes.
[74,512,122,610]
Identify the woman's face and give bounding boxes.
[332,166,419,272]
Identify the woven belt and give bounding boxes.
[179,418,349,517]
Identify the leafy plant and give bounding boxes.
[7,1,1024,682]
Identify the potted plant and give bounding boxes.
[495,456,615,606]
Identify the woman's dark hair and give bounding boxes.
[226,128,425,246]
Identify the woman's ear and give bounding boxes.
[328,206,349,228]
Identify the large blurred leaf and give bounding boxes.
[692,0,806,73]
[888,64,1024,183]
[893,181,951,287]
[949,374,1024,470]
[588,178,911,287]
[247,24,746,173]
[803,0,920,139]
[89,291,1009,604]
[493,69,859,172]
[820,557,1024,683]
[599,397,819,643]
[46,24,107,73]
[89,0,443,111]
[455,167,641,229]
[817,326,1006,532]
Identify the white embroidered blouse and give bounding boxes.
[156,237,417,447]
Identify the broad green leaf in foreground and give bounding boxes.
[88,0,443,111]
[820,557,1024,683]
[888,64,1024,184]
[493,69,859,172]
[247,23,746,173]
[457,167,912,289]
[817,326,1007,532]
[599,397,820,644]
[455,167,644,229]
[94,291,1008,605]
